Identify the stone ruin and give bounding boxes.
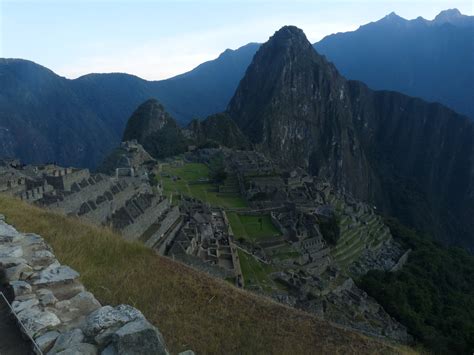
[0,216,188,354]
[0,159,180,246]
[166,197,243,284]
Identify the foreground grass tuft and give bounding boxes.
[0,196,412,354]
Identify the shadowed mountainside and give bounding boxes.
[227,26,474,251]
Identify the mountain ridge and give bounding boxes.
[227,25,474,251]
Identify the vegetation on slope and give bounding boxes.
[358,218,474,354]
[0,195,409,354]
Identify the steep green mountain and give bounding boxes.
[122,99,187,159]
[227,26,474,251]
[0,59,116,167]
[0,43,259,167]
[315,9,474,119]
[187,113,251,149]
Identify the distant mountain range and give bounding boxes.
[315,8,474,119]
[0,9,472,168]
[0,43,258,167]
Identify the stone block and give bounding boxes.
[35,330,60,353]
[110,319,168,355]
[84,305,144,339]
[0,244,23,258]
[17,306,61,337]
[32,264,80,286]
[49,328,84,354]
[10,280,32,296]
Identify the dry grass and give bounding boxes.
[0,196,414,354]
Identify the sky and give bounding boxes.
[0,0,472,80]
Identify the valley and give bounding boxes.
[1,6,473,354]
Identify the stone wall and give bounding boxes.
[0,217,174,355]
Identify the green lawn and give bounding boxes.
[237,249,275,292]
[228,213,280,242]
[159,162,247,209]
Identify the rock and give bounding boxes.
[54,343,98,355]
[84,305,145,338]
[0,213,4,221]
[101,344,117,355]
[0,221,22,240]
[0,256,27,268]
[69,291,101,313]
[6,263,33,281]
[32,264,79,286]
[49,328,85,354]
[37,289,58,306]
[179,351,195,355]
[54,291,101,324]
[12,297,39,313]
[0,244,23,258]
[35,330,60,353]
[31,249,57,267]
[111,319,168,355]
[10,280,32,296]
[17,306,61,337]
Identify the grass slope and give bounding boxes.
[0,196,411,354]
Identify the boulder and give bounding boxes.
[0,244,23,258]
[84,305,144,339]
[6,263,33,281]
[35,330,60,353]
[10,280,32,296]
[12,296,39,313]
[54,292,101,324]
[17,306,61,337]
[31,249,57,267]
[48,328,85,354]
[110,319,168,355]
[0,221,22,240]
[37,289,58,306]
[32,264,79,286]
[0,256,27,268]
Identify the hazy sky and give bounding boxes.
[1,0,472,80]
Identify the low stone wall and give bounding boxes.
[0,216,176,355]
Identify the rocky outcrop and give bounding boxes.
[0,216,172,354]
[122,99,188,159]
[227,25,474,251]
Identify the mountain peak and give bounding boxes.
[380,11,406,24]
[434,8,465,24]
[269,25,311,46]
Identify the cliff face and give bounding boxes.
[227,26,474,250]
[227,26,375,200]
[122,99,188,159]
